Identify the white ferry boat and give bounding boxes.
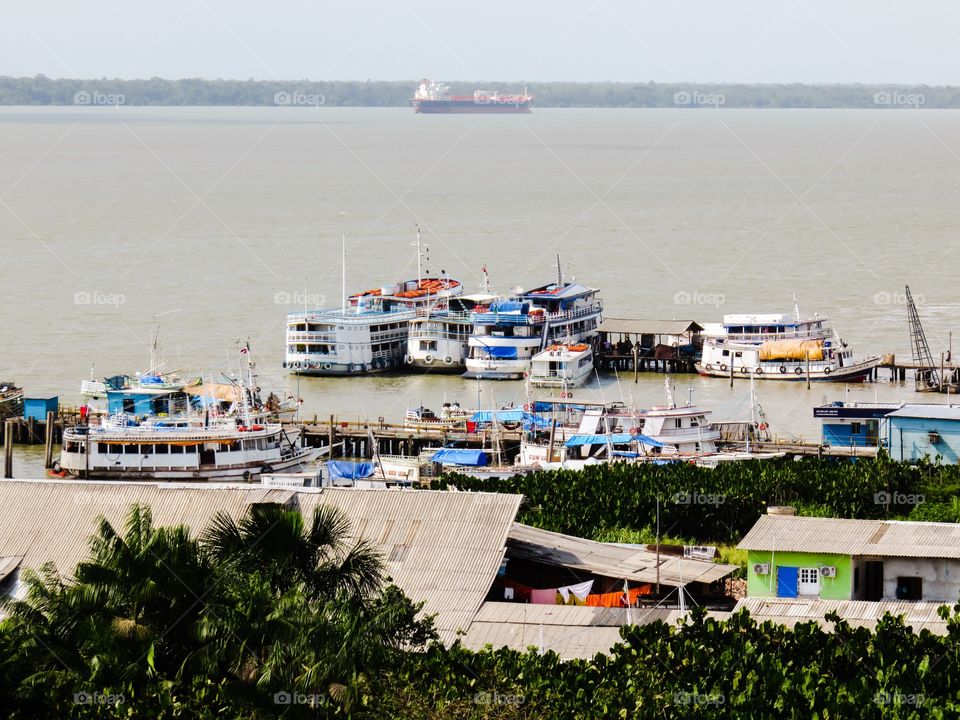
[403,402,471,430]
[528,343,594,389]
[696,303,880,382]
[406,293,498,371]
[464,280,602,380]
[60,348,319,481]
[285,230,463,376]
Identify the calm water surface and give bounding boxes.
[2,107,958,476]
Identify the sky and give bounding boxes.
[1,1,958,84]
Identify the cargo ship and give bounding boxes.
[411,79,532,114]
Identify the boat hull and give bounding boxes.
[63,448,320,481]
[695,358,880,382]
[413,100,532,114]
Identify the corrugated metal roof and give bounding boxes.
[462,601,687,659]
[887,404,960,421]
[508,523,736,586]
[0,479,522,643]
[738,515,960,558]
[734,597,949,634]
[600,318,704,336]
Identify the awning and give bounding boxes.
[431,448,490,466]
[183,383,244,403]
[489,301,528,313]
[326,461,375,480]
[564,433,667,448]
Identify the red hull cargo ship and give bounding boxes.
[411,79,533,114]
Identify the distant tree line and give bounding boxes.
[3,75,960,108]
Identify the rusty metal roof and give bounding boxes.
[461,601,687,659]
[0,479,522,643]
[508,523,736,586]
[738,515,960,559]
[734,597,949,634]
[600,318,704,336]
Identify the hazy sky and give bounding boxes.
[2,1,958,83]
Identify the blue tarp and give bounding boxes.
[431,448,490,466]
[564,433,667,448]
[470,410,550,429]
[489,301,528,313]
[487,346,518,359]
[139,375,166,385]
[327,461,375,480]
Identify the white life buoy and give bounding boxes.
[824,367,832,375]
[322,363,332,371]
[720,364,728,372]
[443,356,454,365]
[754,367,763,375]
[795,367,803,375]
[424,354,434,365]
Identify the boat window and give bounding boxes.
[123,444,138,454]
[185,445,197,454]
[141,444,154,454]
[257,438,267,450]
[170,445,184,454]
[156,444,169,454]
[122,399,135,413]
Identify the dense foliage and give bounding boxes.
[4,76,960,108]
[433,456,960,543]
[0,504,436,719]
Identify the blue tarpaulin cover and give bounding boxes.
[470,410,550,429]
[489,301,528,313]
[327,461,375,480]
[486,346,518,359]
[564,433,667,448]
[431,448,489,466]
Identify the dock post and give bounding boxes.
[27,416,37,444]
[44,411,55,468]
[633,346,639,384]
[729,360,734,388]
[328,414,335,458]
[3,419,13,479]
[806,353,811,390]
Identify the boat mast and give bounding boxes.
[556,254,562,285]
[793,293,801,322]
[341,232,347,315]
[415,224,423,286]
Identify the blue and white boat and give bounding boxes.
[463,281,603,380]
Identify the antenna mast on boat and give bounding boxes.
[413,224,424,286]
[556,254,563,285]
[341,232,347,315]
[793,293,801,321]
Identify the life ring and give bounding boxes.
[754,367,763,375]
[719,364,727,372]
[405,355,413,364]
[779,366,787,374]
[823,367,832,375]
[758,422,768,431]
[443,356,454,365]
[523,403,531,411]
[740,367,748,374]
[704,364,713,371]
[628,427,640,434]
[322,363,332,371]
[349,364,359,373]
[424,355,434,365]
[294,361,303,370]
[794,367,803,375]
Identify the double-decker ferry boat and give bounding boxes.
[463,279,603,380]
[60,346,319,481]
[406,292,498,372]
[285,231,462,375]
[696,301,880,382]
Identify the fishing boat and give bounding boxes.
[464,265,603,380]
[528,343,594,389]
[285,229,462,375]
[0,382,24,421]
[403,402,471,430]
[406,288,499,372]
[60,344,319,481]
[696,299,880,382]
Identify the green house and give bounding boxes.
[738,514,960,603]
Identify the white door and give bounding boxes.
[798,567,821,596]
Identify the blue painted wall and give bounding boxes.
[822,419,880,448]
[888,416,960,463]
[22,397,58,422]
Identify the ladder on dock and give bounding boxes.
[906,285,940,391]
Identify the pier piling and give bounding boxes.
[4,419,13,479]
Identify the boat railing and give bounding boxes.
[472,303,601,327]
[716,329,831,343]
[287,308,418,324]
